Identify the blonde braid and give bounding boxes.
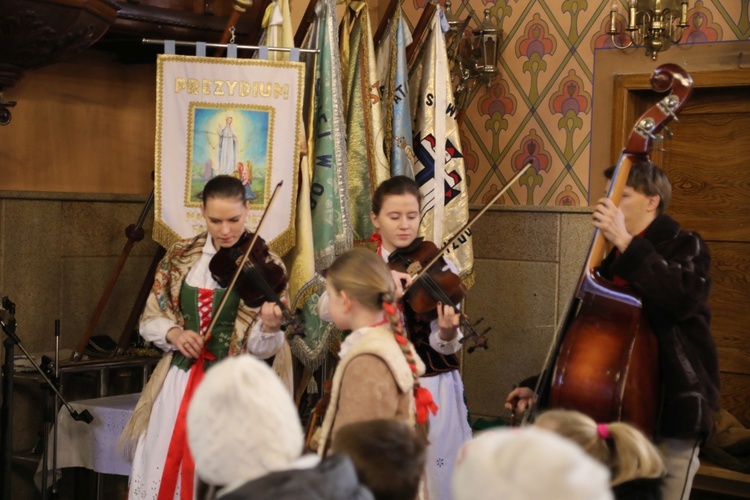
[382,298,420,391]
[381,297,435,441]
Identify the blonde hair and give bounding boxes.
[327,247,397,312]
[534,409,666,486]
[327,248,429,438]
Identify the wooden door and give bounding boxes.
[614,71,750,427]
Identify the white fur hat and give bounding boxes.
[187,355,304,487]
[453,427,613,500]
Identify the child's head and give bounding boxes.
[534,409,666,486]
[332,419,426,500]
[325,247,396,330]
[370,176,422,252]
[187,356,304,488]
[453,427,613,500]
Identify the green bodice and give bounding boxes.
[171,281,241,371]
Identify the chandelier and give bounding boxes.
[607,0,690,60]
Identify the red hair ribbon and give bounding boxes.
[415,386,438,424]
[383,301,398,316]
[370,232,382,244]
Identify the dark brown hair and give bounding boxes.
[604,160,671,214]
[371,176,422,215]
[333,419,426,500]
[202,175,246,205]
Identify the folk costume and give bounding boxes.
[122,233,286,500]
[379,239,473,500]
[599,213,719,500]
[317,324,425,456]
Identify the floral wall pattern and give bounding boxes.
[401,0,750,206]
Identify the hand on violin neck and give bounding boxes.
[166,327,205,359]
[259,301,284,333]
[436,303,460,341]
[390,269,413,300]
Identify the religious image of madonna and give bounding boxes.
[187,105,272,207]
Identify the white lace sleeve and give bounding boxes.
[245,321,284,359]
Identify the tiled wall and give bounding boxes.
[462,205,593,421]
[401,0,749,206]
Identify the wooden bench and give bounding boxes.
[692,460,750,498]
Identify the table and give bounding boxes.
[35,392,140,490]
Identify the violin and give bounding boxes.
[387,239,490,353]
[209,231,306,338]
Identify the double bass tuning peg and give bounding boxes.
[659,95,681,122]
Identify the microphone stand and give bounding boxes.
[0,298,93,500]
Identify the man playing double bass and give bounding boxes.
[507,160,720,500]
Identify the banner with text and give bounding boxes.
[154,55,305,255]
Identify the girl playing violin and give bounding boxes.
[370,176,472,500]
[317,247,432,456]
[123,175,286,500]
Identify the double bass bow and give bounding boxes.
[390,162,533,353]
[530,64,693,437]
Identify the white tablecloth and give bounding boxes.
[35,393,139,489]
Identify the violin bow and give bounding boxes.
[203,180,284,341]
[401,162,533,296]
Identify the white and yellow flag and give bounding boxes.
[261,0,294,61]
[410,8,474,284]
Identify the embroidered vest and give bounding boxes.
[171,281,240,371]
[318,326,422,456]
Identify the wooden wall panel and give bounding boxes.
[0,52,156,194]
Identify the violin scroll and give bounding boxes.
[458,316,490,353]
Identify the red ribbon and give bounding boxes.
[383,301,398,317]
[414,386,438,424]
[157,348,216,500]
[370,232,382,244]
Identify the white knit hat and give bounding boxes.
[187,355,304,487]
[453,427,613,500]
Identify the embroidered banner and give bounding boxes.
[154,55,305,255]
[376,6,416,178]
[410,9,474,286]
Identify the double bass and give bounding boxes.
[531,64,693,437]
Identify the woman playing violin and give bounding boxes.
[369,176,472,500]
[126,175,286,500]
